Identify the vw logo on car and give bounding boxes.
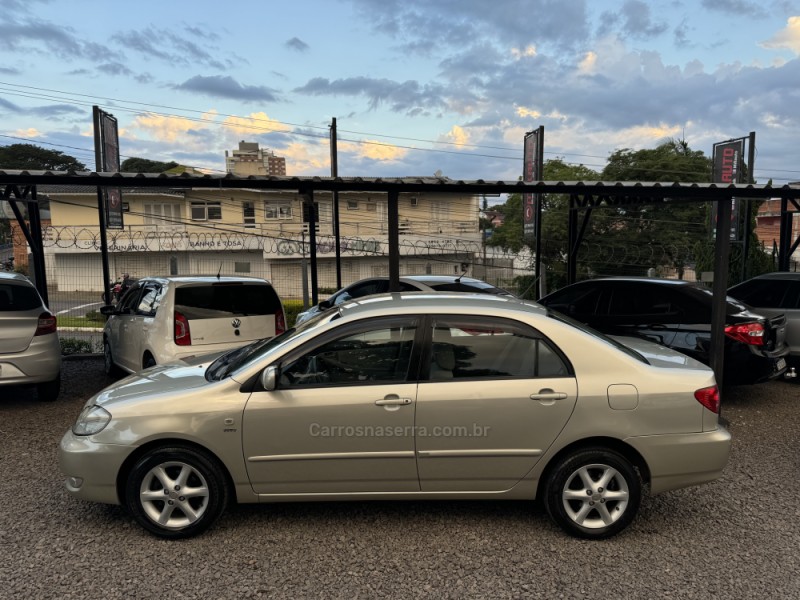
[231,318,241,328]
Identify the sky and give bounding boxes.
[1,0,800,183]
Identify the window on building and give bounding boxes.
[242,201,256,228]
[143,202,182,227]
[234,262,251,273]
[265,200,293,219]
[430,200,449,221]
[347,200,359,210]
[190,201,222,221]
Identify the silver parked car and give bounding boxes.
[0,272,61,401]
[294,275,514,325]
[101,276,285,374]
[60,293,731,540]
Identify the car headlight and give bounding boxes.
[72,405,112,436]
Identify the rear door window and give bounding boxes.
[729,279,790,309]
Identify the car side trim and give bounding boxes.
[248,451,416,462]
[416,449,542,458]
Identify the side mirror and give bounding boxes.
[100,305,116,316]
[260,366,278,391]
[318,299,332,310]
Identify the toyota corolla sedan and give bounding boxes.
[60,293,731,540]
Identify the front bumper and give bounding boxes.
[625,426,732,495]
[59,430,135,505]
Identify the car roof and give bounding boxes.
[135,275,273,285]
[0,272,34,285]
[578,277,696,286]
[336,291,544,318]
[745,272,800,281]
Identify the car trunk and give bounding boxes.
[174,282,281,348]
[0,309,40,354]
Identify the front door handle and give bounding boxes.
[530,389,568,401]
[375,396,412,406]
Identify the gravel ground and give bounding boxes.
[1,358,799,599]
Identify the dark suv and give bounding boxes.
[728,272,800,368]
[539,277,789,385]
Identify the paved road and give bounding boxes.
[1,360,799,599]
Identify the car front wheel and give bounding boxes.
[103,340,120,376]
[125,446,228,539]
[543,448,641,539]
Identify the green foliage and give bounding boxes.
[59,337,95,355]
[0,143,86,171]
[120,157,180,173]
[283,299,307,327]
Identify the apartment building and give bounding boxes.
[21,182,482,299]
[225,141,287,176]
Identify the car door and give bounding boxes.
[414,315,577,492]
[108,283,144,372]
[242,316,421,495]
[130,282,164,366]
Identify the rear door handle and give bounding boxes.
[530,389,568,401]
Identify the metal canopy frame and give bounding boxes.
[2,170,800,388]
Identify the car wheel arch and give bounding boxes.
[116,439,237,508]
[535,436,651,500]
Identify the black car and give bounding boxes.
[539,277,789,385]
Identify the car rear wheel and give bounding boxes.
[543,448,641,539]
[36,376,60,402]
[125,446,228,539]
[103,340,119,376]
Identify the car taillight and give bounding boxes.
[34,312,57,336]
[174,311,191,346]
[724,322,765,346]
[275,307,286,335]
[695,385,720,414]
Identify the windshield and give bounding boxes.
[547,309,649,364]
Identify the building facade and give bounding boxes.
[23,183,486,299]
[225,142,287,176]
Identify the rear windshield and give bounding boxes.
[175,283,281,318]
[0,282,42,311]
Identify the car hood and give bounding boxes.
[610,335,710,370]
[90,361,214,408]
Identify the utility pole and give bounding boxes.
[330,118,342,289]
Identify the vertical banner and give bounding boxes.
[522,128,542,243]
[96,109,124,230]
[712,139,744,240]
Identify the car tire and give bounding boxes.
[543,447,641,540]
[125,446,228,539]
[36,376,61,402]
[104,340,121,376]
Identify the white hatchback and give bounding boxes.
[101,276,285,374]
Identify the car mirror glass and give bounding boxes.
[100,305,115,316]
[319,299,331,310]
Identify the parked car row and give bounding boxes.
[538,277,790,385]
[0,267,794,541]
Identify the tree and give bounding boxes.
[0,143,86,171]
[121,157,180,173]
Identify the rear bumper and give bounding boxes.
[625,427,731,495]
[725,344,789,384]
[0,334,61,386]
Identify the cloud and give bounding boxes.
[129,113,213,144]
[0,97,85,120]
[0,17,120,61]
[97,62,134,77]
[0,66,21,75]
[761,16,800,54]
[295,76,448,114]
[173,75,282,102]
[511,45,537,60]
[339,140,408,162]
[619,0,669,38]
[222,112,292,136]
[440,125,471,148]
[285,37,309,52]
[113,27,231,70]
[348,0,590,52]
[702,0,767,18]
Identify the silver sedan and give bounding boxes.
[60,293,731,539]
